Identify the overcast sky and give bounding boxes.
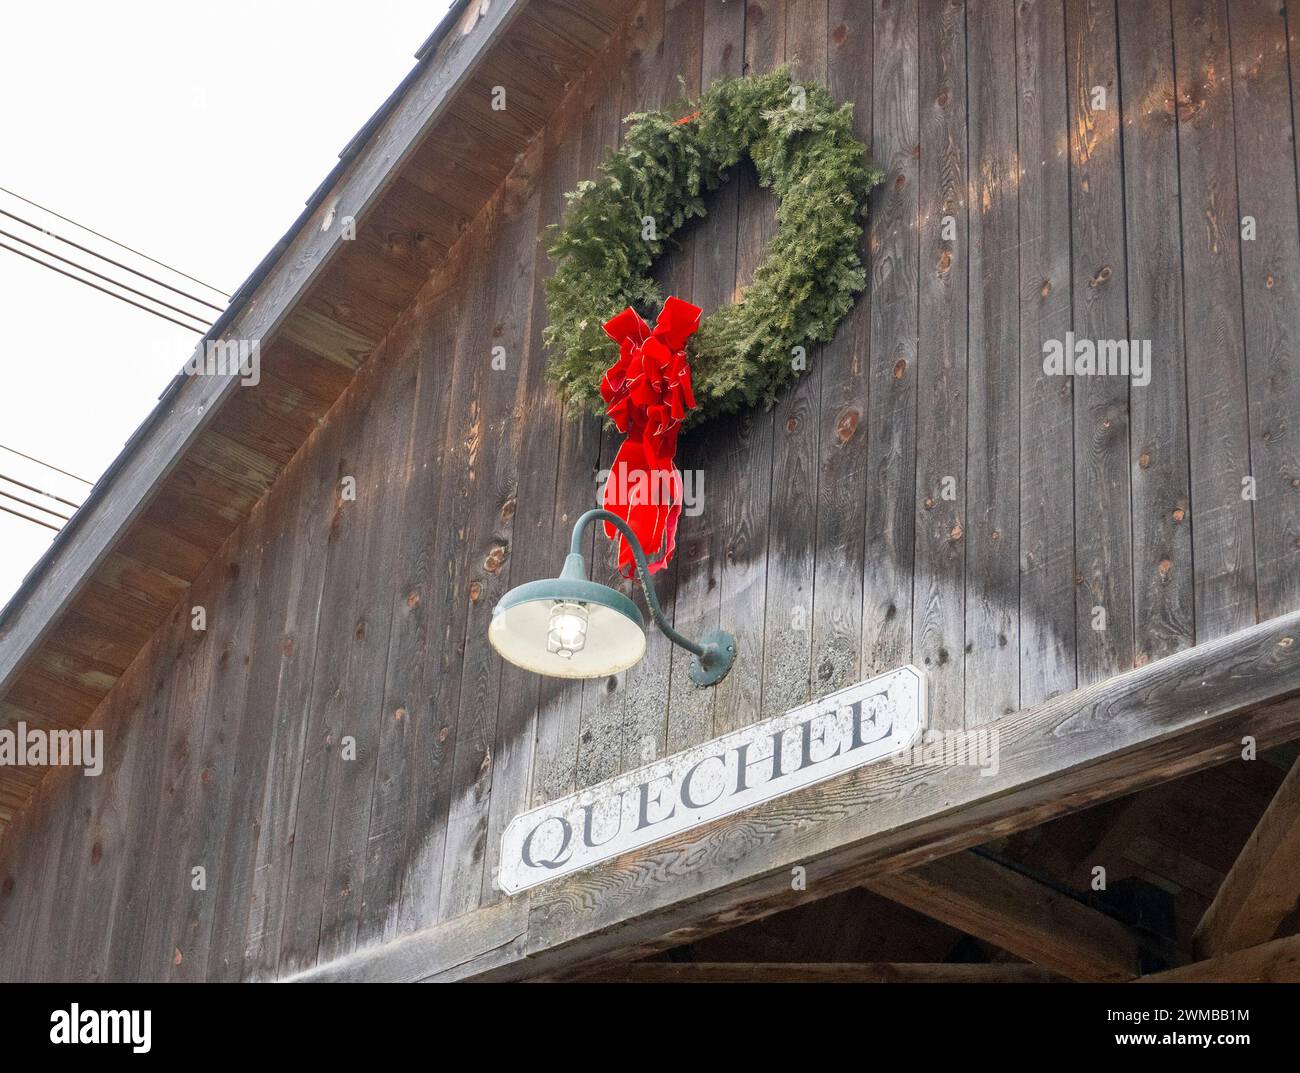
[0,0,452,608]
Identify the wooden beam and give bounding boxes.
[1141,933,1300,983]
[0,0,532,703]
[292,610,1300,982]
[1193,756,1300,957]
[574,962,1066,984]
[279,897,529,984]
[502,614,1300,980]
[865,852,1140,981]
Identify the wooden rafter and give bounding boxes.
[1193,756,1300,958]
[1141,932,1300,983]
[865,851,1141,981]
[575,962,1065,984]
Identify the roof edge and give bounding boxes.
[0,0,530,695]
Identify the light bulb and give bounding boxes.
[546,601,589,658]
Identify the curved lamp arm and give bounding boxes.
[567,508,736,686]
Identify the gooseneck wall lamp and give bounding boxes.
[489,509,736,686]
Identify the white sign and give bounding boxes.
[498,665,926,894]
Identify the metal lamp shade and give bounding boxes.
[488,576,646,679]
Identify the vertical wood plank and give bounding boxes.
[712,0,784,734]
[965,0,1020,725]
[65,660,148,980]
[317,333,421,957]
[206,473,316,980]
[1117,0,1194,666]
[175,515,269,980]
[200,486,299,978]
[1172,0,1258,640]
[136,570,220,977]
[665,0,745,753]
[391,232,496,933]
[812,0,872,701]
[0,760,65,979]
[862,0,919,677]
[390,294,480,935]
[40,734,99,977]
[101,605,189,979]
[573,5,655,787]
[0,779,26,978]
[913,0,965,731]
[274,364,385,970]
[1229,0,1300,621]
[1292,1,1300,191]
[1017,0,1076,706]
[2,761,80,979]
[237,393,352,977]
[759,1,826,720]
[1065,0,1135,684]
[354,308,459,947]
[528,59,609,809]
[439,161,541,923]
[481,133,579,907]
[624,0,703,767]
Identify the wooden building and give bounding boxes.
[1,0,1299,983]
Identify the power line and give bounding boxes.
[0,472,82,510]
[0,488,71,522]
[0,444,93,486]
[0,207,226,314]
[0,502,60,533]
[0,184,230,298]
[0,225,213,327]
[0,238,206,334]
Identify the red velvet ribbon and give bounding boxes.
[599,296,701,577]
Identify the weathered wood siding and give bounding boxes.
[3,0,1299,980]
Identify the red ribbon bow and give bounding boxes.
[599,296,701,577]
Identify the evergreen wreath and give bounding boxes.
[543,68,883,427]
